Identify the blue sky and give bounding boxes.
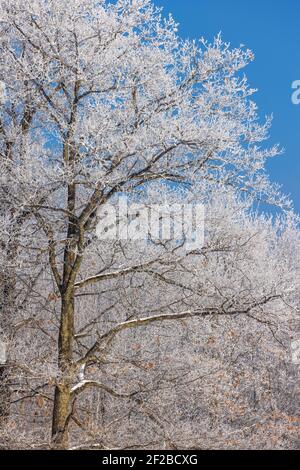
[153,0,300,213]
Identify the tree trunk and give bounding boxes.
[51,384,72,449]
[51,93,79,449]
[51,289,75,449]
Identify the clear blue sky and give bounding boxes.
[153,0,300,213]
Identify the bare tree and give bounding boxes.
[0,0,298,449]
